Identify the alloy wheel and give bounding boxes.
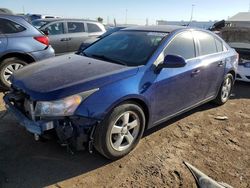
[110,111,140,151]
[3,63,24,84]
[221,77,232,102]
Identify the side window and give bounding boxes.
[45,22,64,35]
[67,22,85,33]
[0,18,26,34]
[87,23,102,33]
[215,38,223,52]
[164,31,195,59]
[195,31,217,56]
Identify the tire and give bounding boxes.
[94,102,146,160]
[214,73,234,105]
[0,57,27,89]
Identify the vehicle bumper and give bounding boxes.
[236,65,250,82]
[29,46,55,62]
[3,94,54,135]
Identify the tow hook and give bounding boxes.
[34,133,40,141]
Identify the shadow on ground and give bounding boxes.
[0,113,109,188]
[0,81,249,188]
[231,81,250,99]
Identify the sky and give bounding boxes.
[1,0,250,25]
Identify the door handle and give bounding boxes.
[191,69,201,77]
[218,61,224,67]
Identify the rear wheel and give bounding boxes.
[0,57,27,89]
[94,102,145,160]
[214,73,234,105]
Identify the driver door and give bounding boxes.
[152,31,205,124]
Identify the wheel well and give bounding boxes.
[0,53,35,64]
[228,70,236,80]
[121,98,150,131]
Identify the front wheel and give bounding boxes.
[94,102,146,160]
[214,73,234,105]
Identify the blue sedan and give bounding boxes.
[4,26,238,159]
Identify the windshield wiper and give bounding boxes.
[90,54,127,66]
[77,51,89,57]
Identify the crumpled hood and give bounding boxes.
[11,54,138,101]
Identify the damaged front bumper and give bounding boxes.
[3,92,99,151]
[4,94,54,135]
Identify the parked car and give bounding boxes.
[77,26,126,52]
[234,46,250,82]
[0,14,55,89]
[221,28,250,82]
[4,26,238,159]
[32,18,106,54]
[25,14,61,22]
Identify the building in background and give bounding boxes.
[156,20,215,29]
[227,12,250,28]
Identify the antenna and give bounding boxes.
[125,9,128,25]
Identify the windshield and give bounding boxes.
[32,20,51,29]
[82,31,167,66]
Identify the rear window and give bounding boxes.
[195,31,217,56]
[32,20,50,29]
[87,23,102,33]
[0,18,26,34]
[67,22,85,33]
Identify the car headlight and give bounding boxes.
[35,88,99,117]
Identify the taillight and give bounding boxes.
[34,36,49,46]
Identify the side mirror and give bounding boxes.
[158,54,186,69]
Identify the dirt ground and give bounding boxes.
[0,82,249,188]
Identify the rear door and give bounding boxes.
[193,31,226,98]
[86,22,105,37]
[153,31,205,123]
[43,21,68,54]
[66,21,88,52]
[0,19,8,56]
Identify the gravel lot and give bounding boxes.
[0,82,249,188]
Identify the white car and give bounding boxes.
[237,59,250,82]
[228,43,250,82]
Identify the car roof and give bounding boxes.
[0,14,25,19]
[33,18,99,23]
[123,25,187,33]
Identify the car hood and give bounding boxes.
[11,54,138,101]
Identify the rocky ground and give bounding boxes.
[0,82,249,188]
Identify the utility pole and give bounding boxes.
[249,0,250,12]
[22,5,25,14]
[146,18,149,26]
[188,4,195,26]
[125,9,128,25]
